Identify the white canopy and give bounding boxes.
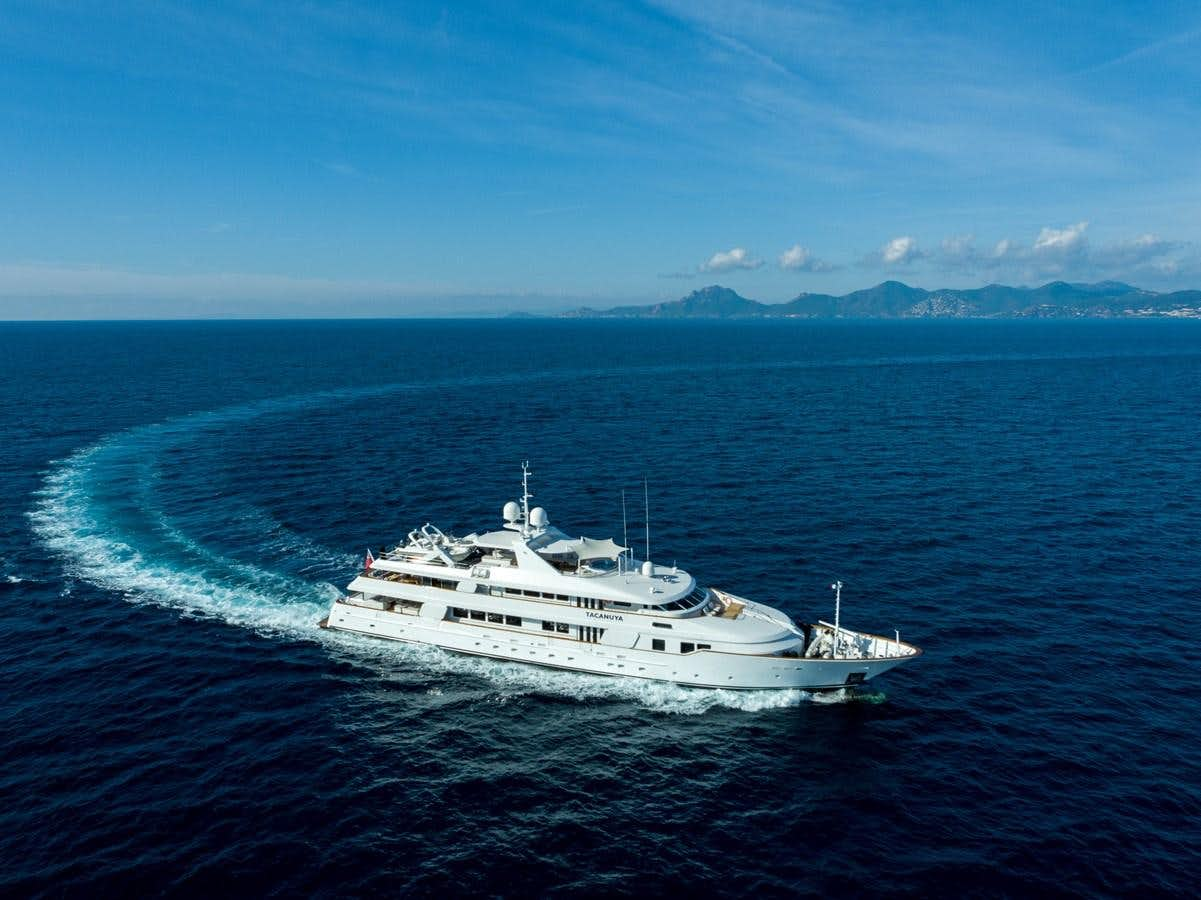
[538,536,628,561]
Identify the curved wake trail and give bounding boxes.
[29,439,335,637]
[25,373,883,713]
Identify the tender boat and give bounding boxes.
[321,464,921,690]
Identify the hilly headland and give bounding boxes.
[562,281,1201,319]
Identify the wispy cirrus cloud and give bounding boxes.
[0,262,413,300]
[322,161,359,177]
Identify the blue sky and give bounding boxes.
[2,1,1200,316]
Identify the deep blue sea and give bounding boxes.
[2,319,1200,897]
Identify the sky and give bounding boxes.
[2,1,1200,317]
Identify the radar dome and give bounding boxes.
[640,561,654,577]
[529,506,548,528]
[503,501,521,522]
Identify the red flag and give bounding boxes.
[365,548,374,570]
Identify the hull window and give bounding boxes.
[652,639,665,651]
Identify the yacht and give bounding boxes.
[321,465,921,691]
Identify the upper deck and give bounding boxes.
[371,519,711,613]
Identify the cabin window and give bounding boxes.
[652,639,665,651]
[487,612,503,624]
[451,607,468,618]
[470,610,485,620]
[555,623,569,634]
[697,643,711,650]
[541,621,554,631]
[505,615,522,626]
[490,586,504,596]
[652,622,672,629]
[681,642,695,654]
[611,601,631,608]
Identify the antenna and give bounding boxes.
[521,461,532,537]
[830,580,843,659]
[621,488,629,570]
[643,475,650,563]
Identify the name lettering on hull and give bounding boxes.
[585,611,624,622]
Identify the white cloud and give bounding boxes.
[700,247,763,272]
[929,222,1196,286]
[778,243,833,272]
[881,235,922,265]
[1091,233,1177,267]
[1033,221,1088,253]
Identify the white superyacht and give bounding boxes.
[322,465,921,691]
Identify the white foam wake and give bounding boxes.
[29,442,333,637]
[26,382,847,714]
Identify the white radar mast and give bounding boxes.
[521,461,533,537]
[830,580,843,659]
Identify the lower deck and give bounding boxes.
[321,598,915,691]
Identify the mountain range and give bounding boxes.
[562,281,1201,319]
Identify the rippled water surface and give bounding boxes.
[2,319,1200,897]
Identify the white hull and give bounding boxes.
[323,599,915,691]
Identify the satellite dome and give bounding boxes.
[503,501,521,522]
[529,506,548,528]
[640,561,654,577]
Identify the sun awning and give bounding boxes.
[538,536,628,561]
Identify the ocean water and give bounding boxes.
[1,319,1199,897]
